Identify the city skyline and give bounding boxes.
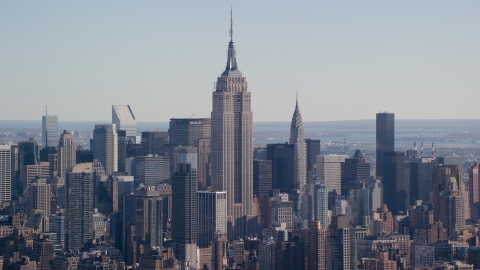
[1,1,479,121]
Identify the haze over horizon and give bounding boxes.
[1,1,479,121]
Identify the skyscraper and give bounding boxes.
[290,99,306,190]
[197,191,227,248]
[117,130,127,173]
[171,163,197,265]
[112,105,137,140]
[27,178,51,218]
[316,154,348,193]
[253,160,273,201]
[327,215,357,270]
[42,112,58,148]
[92,124,118,175]
[17,139,38,194]
[210,12,253,239]
[58,130,76,179]
[135,155,170,186]
[341,150,370,196]
[266,143,294,192]
[65,163,94,250]
[305,139,321,184]
[169,118,211,148]
[0,145,11,202]
[140,131,168,157]
[382,151,406,214]
[376,112,394,179]
[305,221,327,270]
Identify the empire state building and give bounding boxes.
[211,12,254,239]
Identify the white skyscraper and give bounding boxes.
[290,98,307,190]
[42,112,58,148]
[210,11,253,239]
[112,105,137,140]
[317,154,349,193]
[58,130,76,179]
[0,145,11,202]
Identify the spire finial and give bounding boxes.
[230,6,233,41]
[45,105,48,116]
[296,88,298,106]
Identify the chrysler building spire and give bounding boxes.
[290,95,307,189]
[290,92,304,144]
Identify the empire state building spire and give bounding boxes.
[222,8,241,77]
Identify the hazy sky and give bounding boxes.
[1,1,479,122]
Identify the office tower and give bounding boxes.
[210,14,253,239]
[290,99,306,190]
[341,150,370,196]
[112,105,137,140]
[274,235,305,270]
[305,139,321,184]
[433,168,467,235]
[33,239,54,270]
[253,160,272,200]
[117,130,127,173]
[135,192,164,251]
[92,124,118,175]
[42,113,58,148]
[258,238,275,270]
[169,118,211,148]
[327,215,356,270]
[266,143,294,192]
[308,181,328,229]
[316,154,348,193]
[27,178,51,217]
[17,139,38,193]
[271,193,294,229]
[469,163,480,206]
[24,162,51,189]
[58,130,76,179]
[304,221,327,270]
[408,157,437,205]
[376,112,394,178]
[197,191,227,248]
[347,181,370,225]
[141,131,168,157]
[172,163,197,265]
[65,163,94,251]
[382,151,406,214]
[49,214,65,251]
[0,145,11,202]
[432,165,464,219]
[195,138,211,190]
[39,146,57,162]
[173,146,197,172]
[135,156,170,186]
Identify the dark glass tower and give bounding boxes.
[266,143,294,193]
[117,130,127,173]
[305,139,320,184]
[376,113,394,178]
[382,151,406,214]
[18,139,38,194]
[141,131,168,156]
[341,150,370,196]
[253,160,273,200]
[171,163,197,264]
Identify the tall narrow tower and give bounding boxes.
[211,10,253,239]
[58,130,76,179]
[290,97,306,189]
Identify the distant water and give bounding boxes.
[2,119,480,149]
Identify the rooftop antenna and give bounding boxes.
[45,105,48,116]
[229,6,233,41]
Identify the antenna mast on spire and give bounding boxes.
[45,105,47,116]
[230,7,233,41]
